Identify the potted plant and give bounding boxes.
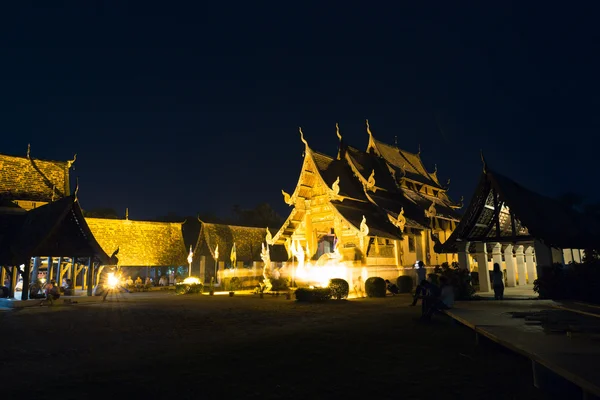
[209,277,215,296]
[228,276,240,297]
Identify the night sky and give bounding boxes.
[2,2,599,220]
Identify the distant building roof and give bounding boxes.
[86,218,188,267]
[195,222,288,263]
[0,153,72,202]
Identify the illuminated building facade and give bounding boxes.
[272,122,462,279]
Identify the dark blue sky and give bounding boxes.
[1,2,598,219]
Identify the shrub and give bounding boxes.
[270,277,288,291]
[175,282,203,295]
[295,287,332,302]
[365,277,386,298]
[437,262,476,300]
[534,261,600,303]
[224,277,242,291]
[396,276,413,293]
[328,278,349,300]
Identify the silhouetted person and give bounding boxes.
[492,263,504,300]
[385,279,399,295]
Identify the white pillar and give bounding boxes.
[515,245,526,285]
[456,241,471,271]
[504,244,516,287]
[492,242,503,272]
[475,242,491,292]
[525,246,536,284]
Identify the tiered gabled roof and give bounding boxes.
[434,164,600,253]
[86,218,188,266]
[195,222,288,263]
[0,152,74,203]
[0,195,113,265]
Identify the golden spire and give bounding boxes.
[336,122,342,141]
[299,127,308,147]
[125,208,129,220]
[26,143,31,159]
[67,154,77,169]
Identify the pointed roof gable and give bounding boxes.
[0,195,113,265]
[435,166,597,253]
[370,138,441,188]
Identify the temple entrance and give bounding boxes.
[316,232,336,259]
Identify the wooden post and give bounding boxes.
[21,259,31,301]
[1,265,6,288]
[56,257,63,284]
[31,257,41,283]
[10,266,18,298]
[86,257,93,296]
[48,257,53,281]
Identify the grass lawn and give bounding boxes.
[0,292,545,399]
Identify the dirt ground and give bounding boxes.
[0,292,547,399]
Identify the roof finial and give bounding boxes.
[366,119,372,137]
[125,208,129,220]
[299,127,308,148]
[394,135,398,146]
[26,143,31,159]
[336,122,342,141]
[417,144,421,156]
[74,177,79,199]
[480,149,487,173]
[67,154,77,169]
[433,164,437,174]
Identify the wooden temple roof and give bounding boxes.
[0,195,113,265]
[86,217,188,267]
[434,166,600,253]
[195,222,288,263]
[0,153,72,202]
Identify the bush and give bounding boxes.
[534,261,600,303]
[437,262,476,300]
[175,282,203,295]
[224,277,242,291]
[328,278,349,300]
[365,277,386,298]
[396,276,413,293]
[295,287,332,302]
[270,277,288,291]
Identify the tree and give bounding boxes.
[231,203,283,228]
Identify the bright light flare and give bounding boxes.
[182,276,200,285]
[107,273,119,289]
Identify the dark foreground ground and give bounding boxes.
[1,292,547,399]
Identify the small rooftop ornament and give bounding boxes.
[281,189,293,205]
[366,170,376,191]
[395,207,406,231]
[331,176,340,196]
[265,227,273,245]
[336,122,342,141]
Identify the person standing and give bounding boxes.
[492,263,504,300]
[411,261,428,306]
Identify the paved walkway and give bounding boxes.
[477,284,538,299]
[445,299,600,399]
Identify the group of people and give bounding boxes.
[384,260,455,320]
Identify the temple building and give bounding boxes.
[433,156,595,292]
[271,121,462,281]
[192,221,288,285]
[86,215,188,280]
[0,148,114,300]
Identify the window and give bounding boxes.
[408,236,416,253]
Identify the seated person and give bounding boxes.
[384,279,400,295]
[40,279,60,306]
[422,276,453,320]
[64,279,74,296]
